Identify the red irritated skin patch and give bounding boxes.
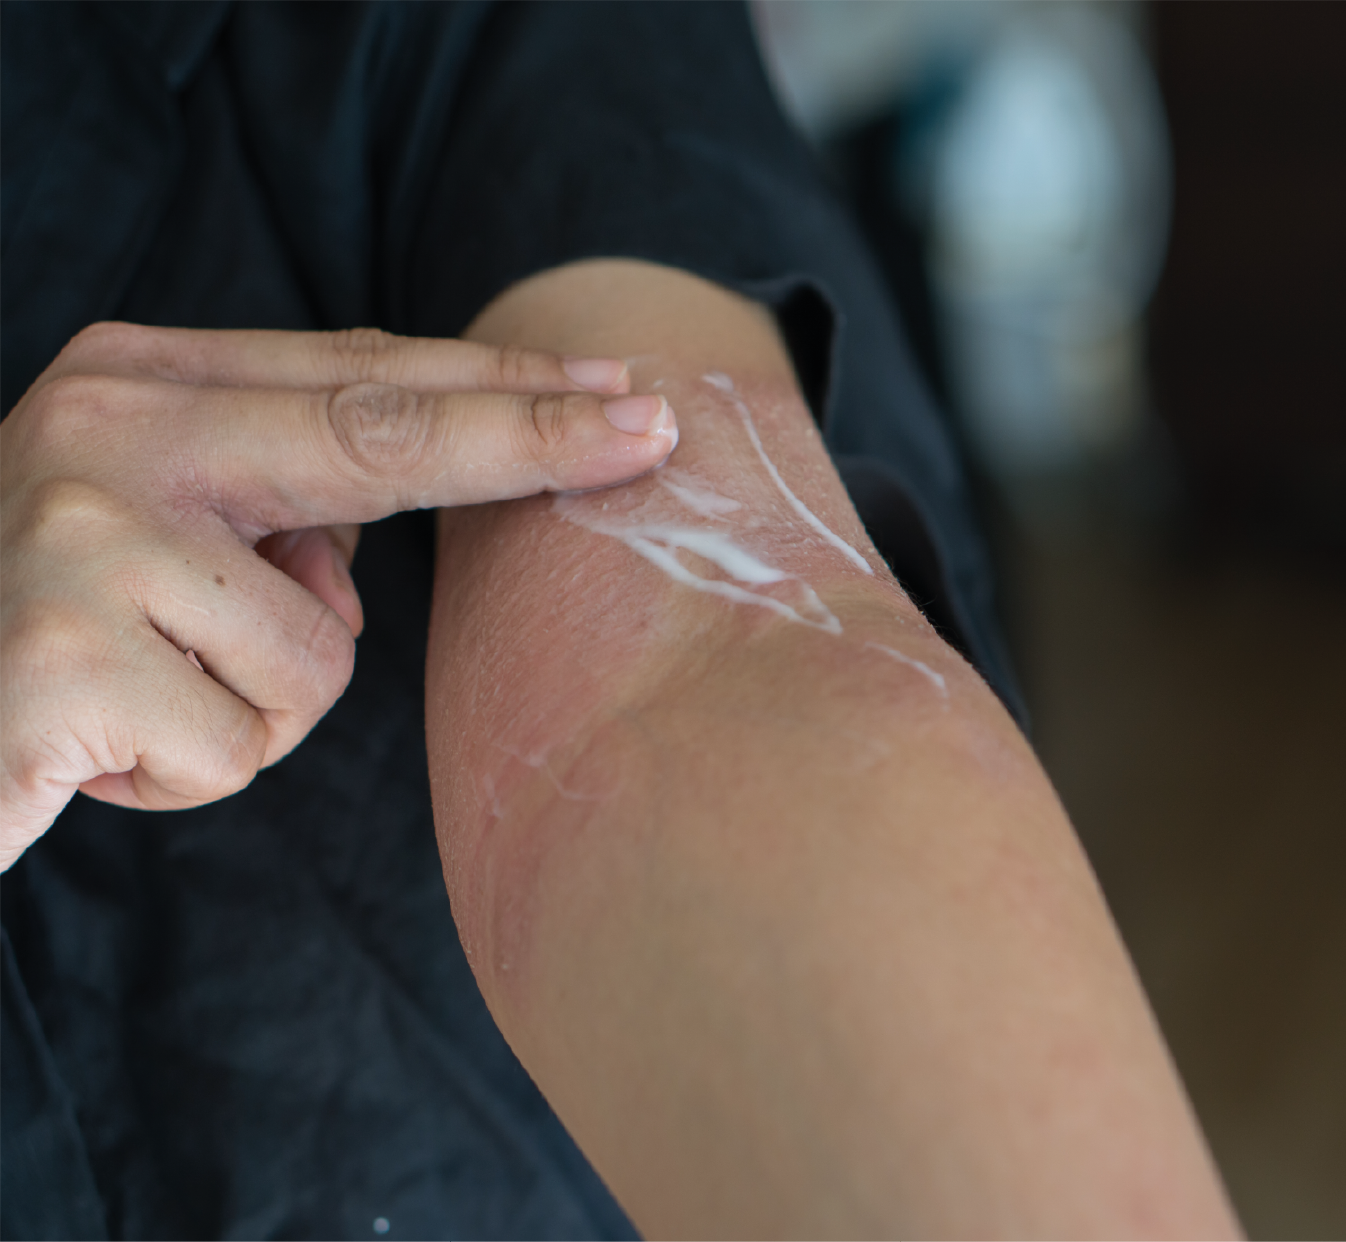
[426,360,1000,1006]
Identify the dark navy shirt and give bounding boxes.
[1,4,1019,1238]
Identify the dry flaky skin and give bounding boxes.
[426,260,1241,1239]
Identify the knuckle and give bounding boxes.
[165,684,264,801]
[324,383,429,479]
[25,372,114,442]
[298,604,357,699]
[211,717,265,795]
[1,731,82,843]
[491,343,535,390]
[327,326,403,383]
[2,737,55,809]
[0,605,124,804]
[522,393,575,457]
[17,373,147,466]
[60,321,147,368]
[12,477,126,556]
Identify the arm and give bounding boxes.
[427,260,1238,1238]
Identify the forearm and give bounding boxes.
[425,261,1237,1237]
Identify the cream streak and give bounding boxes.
[864,641,949,698]
[556,494,843,633]
[657,468,744,518]
[553,371,872,639]
[702,372,874,575]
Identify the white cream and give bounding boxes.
[623,533,842,633]
[657,468,744,518]
[622,524,786,584]
[701,373,873,575]
[558,498,842,633]
[864,641,949,698]
[551,370,862,637]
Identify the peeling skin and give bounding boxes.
[481,771,504,819]
[496,742,606,804]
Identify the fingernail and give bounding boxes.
[562,357,628,391]
[602,394,667,435]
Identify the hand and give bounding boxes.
[0,322,677,870]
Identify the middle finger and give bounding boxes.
[131,515,360,768]
[49,323,631,396]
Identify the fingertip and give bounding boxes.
[573,395,678,489]
[640,396,678,464]
[562,356,630,393]
[330,592,363,639]
[660,404,680,459]
[611,395,678,463]
[601,394,667,435]
[324,539,365,637]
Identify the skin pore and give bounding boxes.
[426,260,1240,1238]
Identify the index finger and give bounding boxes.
[52,323,632,395]
[181,382,678,536]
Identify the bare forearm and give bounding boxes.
[426,261,1237,1237]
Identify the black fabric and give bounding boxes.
[1,3,1021,1238]
[2,930,108,1241]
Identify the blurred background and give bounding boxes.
[751,2,1345,1235]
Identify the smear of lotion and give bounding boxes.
[556,496,842,633]
[702,372,873,575]
[658,468,743,518]
[623,524,785,583]
[624,532,841,632]
[865,641,948,698]
[550,372,861,636]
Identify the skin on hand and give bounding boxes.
[427,260,1242,1239]
[0,323,676,870]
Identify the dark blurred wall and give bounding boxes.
[1149,3,1346,553]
